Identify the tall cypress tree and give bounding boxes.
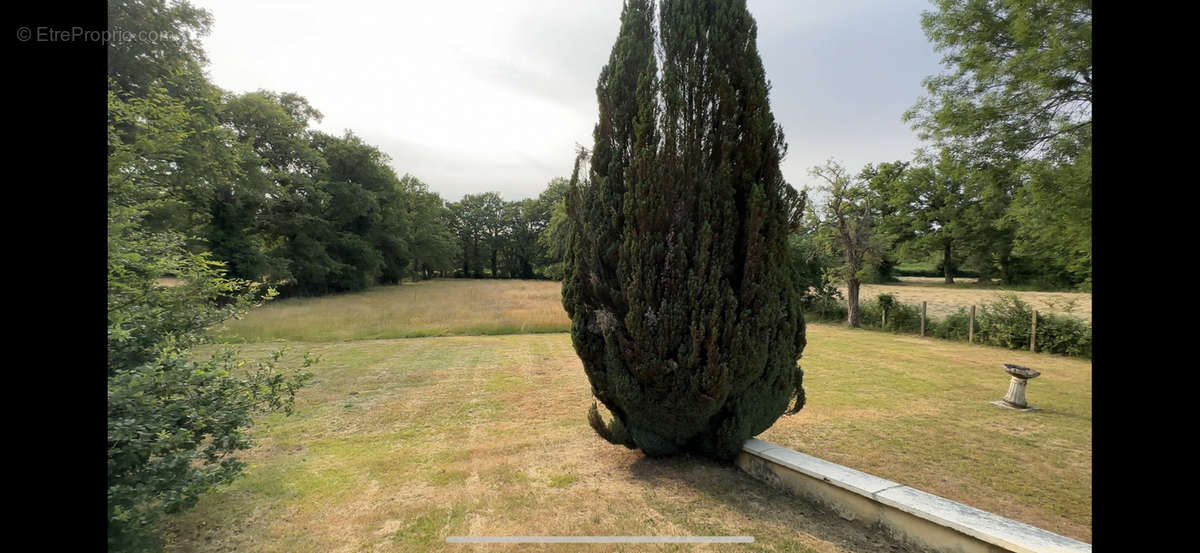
[564,0,805,462]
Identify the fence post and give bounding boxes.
[1031,310,1038,352]
[920,301,927,337]
[969,305,976,344]
[882,308,887,329]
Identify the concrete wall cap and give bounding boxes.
[873,485,1090,553]
[742,439,1091,553]
[745,438,901,496]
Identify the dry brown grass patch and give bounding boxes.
[844,278,1092,321]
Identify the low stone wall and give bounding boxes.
[736,439,1091,553]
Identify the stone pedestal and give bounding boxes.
[1002,376,1030,408]
[993,363,1041,411]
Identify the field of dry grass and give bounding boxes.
[211,279,571,342]
[846,277,1092,322]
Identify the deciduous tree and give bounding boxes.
[906,0,1091,289]
[810,159,886,328]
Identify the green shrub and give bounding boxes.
[931,308,972,341]
[976,293,1034,349]
[859,294,922,334]
[1033,313,1093,358]
[884,302,923,333]
[800,283,846,323]
[974,293,1091,358]
[876,293,897,313]
[858,300,881,329]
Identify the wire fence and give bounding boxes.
[806,294,1093,359]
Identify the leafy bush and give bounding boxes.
[858,299,882,328]
[859,294,922,333]
[1032,312,1093,358]
[799,282,846,323]
[876,293,897,313]
[108,348,313,550]
[930,308,972,341]
[974,293,1091,358]
[884,302,924,333]
[975,293,1034,349]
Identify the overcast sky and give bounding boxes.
[193,0,945,202]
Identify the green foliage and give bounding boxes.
[108,8,314,548]
[108,0,213,98]
[876,293,897,314]
[111,0,466,298]
[111,0,575,297]
[1007,142,1092,290]
[930,308,972,341]
[809,159,888,327]
[108,348,314,551]
[858,295,923,334]
[1032,312,1093,358]
[906,0,1091,164]
[866,256,900,284]
[973,293,1091,358]
[801,291,847,323]
[402,175,461,280]
[894,264,979,279]
[564,0,805,462]
[109,154,314,553]
[835,292,1090,358]
[885,303,924,334]
[785,215,848,325]
[905,0,1091,290]
[538,198,571,280]
[975,293,1034,350]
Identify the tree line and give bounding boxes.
[790,0,1091,328]
[111,0,1089,310]
[109,4,577,301]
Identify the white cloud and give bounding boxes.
[194,0,941,201]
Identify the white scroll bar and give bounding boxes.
[447,536,754,543]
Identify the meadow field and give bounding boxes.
[845,277,1092,322]
[211,279,571,342]
[168,279,1091,550]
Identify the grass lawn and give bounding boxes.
[167,279,1091,549]
[760,325,1091,542]
[162,335,927,553]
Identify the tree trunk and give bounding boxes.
[471,239,482,278]
[998,250,1014,285]
[847,279,861,327]
[943,241,954,284]
[491,248,498,278]
[461,242,470,277]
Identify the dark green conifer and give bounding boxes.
[564,0,806,461]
